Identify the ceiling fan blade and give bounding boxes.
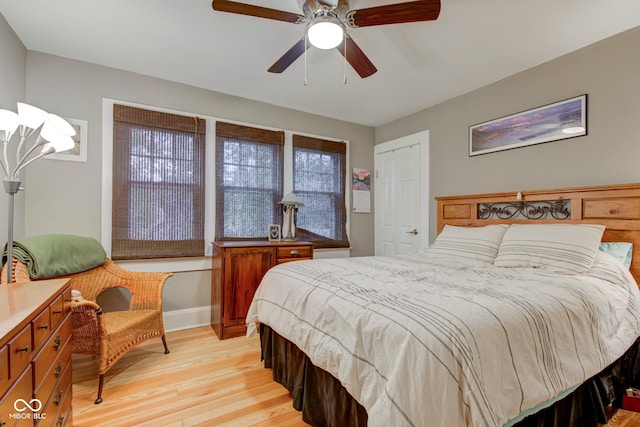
[268,38,309,73]
[212,0,304,24]
[347,0,441,28]
[336,36,377,78]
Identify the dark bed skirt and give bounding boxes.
[260,324,640,427]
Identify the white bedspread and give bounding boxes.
[246,251,640,427]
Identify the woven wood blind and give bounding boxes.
[112,104,206,259]
[293,135,350,249]
[215,121,284,240]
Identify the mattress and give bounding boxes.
[246,250,640,427]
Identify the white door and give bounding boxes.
[374,131,429,256]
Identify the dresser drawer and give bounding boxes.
[34,334,71,405]
[0,345,8,397]
[276,245,312,261]
[41,380,72,427]
[0,365,33,427]
[37,361,72,427]
[33,305,53,354]
[33,317,71,393]
[9,324,32,381]
[49,293,66,332]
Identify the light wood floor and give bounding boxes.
[72,326,640,427]
[72,326,308,426]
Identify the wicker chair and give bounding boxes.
[1,257,173,404]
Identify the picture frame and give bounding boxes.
[268,224,281,242]
[469,94,587,156]
[46,118,88,162]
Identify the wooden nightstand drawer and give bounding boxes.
[276,245,312,261]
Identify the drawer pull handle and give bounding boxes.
[38,324,49,330]
[53,336,62,350]
[54,362,64,378]
[56,416,65,427]
[52,309,62,314]
[290,249,299,255]
[17,345,30,352]
[54,389,63,405]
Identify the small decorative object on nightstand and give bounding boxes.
[268,224,281,241]
[278,192,304,241]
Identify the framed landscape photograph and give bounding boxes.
[46,118,88,162]
[469,94,587,156]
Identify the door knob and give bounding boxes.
[406,229,418,235]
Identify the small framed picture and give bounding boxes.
[268,224,281,241]
[46,118,88,162]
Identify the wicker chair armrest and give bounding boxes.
[71,298,101,312]
[68,259,172,311]
[70,298,106,345]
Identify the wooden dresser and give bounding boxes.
[211,240,313,339]
[0,278,72,427]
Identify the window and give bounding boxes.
[293,135,350,248]
[112,105,206,259]
[215,122,284,240]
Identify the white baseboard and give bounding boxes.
[163,306,211,332]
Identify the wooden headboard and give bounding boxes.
[436,183,640,284]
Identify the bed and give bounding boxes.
[246,183,640,426]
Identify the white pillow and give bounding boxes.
[494,224,605,274]
[428,224,509,263]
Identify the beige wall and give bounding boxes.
[376,26,640,243]
[20,52,375,312]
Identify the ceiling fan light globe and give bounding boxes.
[308,20,344,49]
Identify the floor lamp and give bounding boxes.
[278,192,304,242]
[1,103,76,284]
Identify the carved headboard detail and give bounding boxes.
[436,183,640,285]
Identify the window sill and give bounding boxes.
[114,247,352,273]
[115,257,211,273]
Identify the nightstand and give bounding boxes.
[211,240,313,339]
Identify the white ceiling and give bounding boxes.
[1,0,639,127]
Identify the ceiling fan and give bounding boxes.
[211,0,441,78]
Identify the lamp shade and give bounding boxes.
[278,192,304,206]
[50,135,75,153]
[17,102,48,130]
[47,114,76,137]
[40,118,75,152]
[0,109,20,139]
[307,16,344,50]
